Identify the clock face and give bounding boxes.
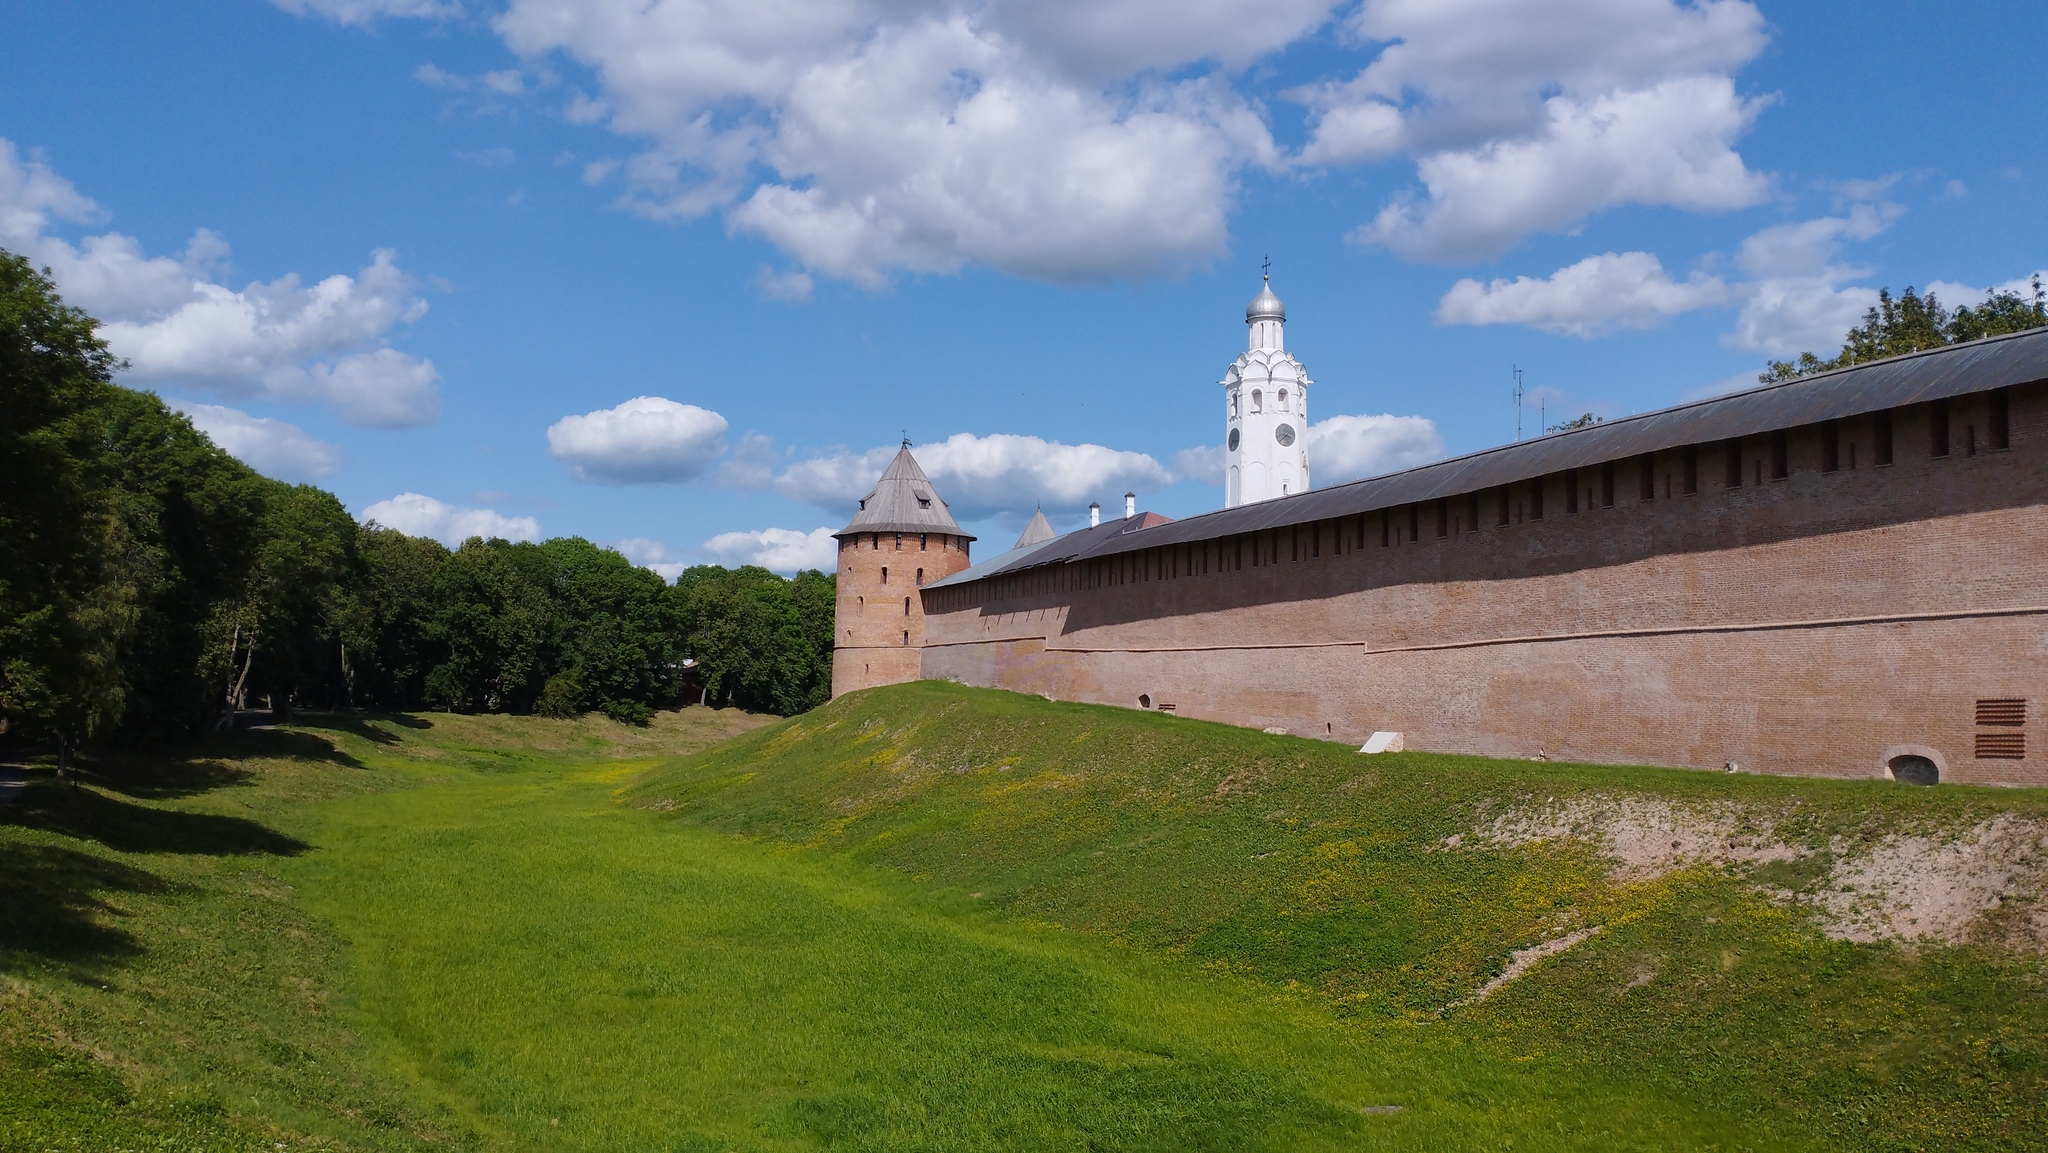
[1227,428,1240,451]
[1275,423,1296,447]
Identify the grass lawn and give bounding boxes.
[4,683,2046,1150]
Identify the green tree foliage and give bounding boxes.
[1,248,836,751]
[1762,276,2048,384]
[669,565,835,715]
[0,253,134,772]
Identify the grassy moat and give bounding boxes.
[4,682,2045,1151]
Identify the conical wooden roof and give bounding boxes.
[1013,507,1055,549]
[834,442,973,539]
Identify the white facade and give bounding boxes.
[1222,277,1311,507]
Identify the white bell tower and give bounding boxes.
[1222,270,1311,507]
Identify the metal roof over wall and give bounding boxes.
[927,327,2048,590]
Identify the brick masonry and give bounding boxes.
[832,530,974,698]
[903,381,2048,786]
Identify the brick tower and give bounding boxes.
[831,441,974,697]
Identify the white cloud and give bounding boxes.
[273,0,459,26]
[1174,413,1444,489]
[1432,200,1980,358]
[615,537,690,581]
[753,266,814,303]
[546,396,729,484]
[756,432,1174,521]
[1437,251,1733,336]
[1357,78,1771,261]
[169,400,345,483]
[1171,444,1225,483]
[0,139,442,427]
[1306,414,1445,485]
[264,348,443,428]
[358,493,541,546]
[1722,203,1898,355]
[701,527,838,573]
[1925,271,2046,309]
[435,1,1286,285]
[267,0,1781,282]
[1297,0,1772,260]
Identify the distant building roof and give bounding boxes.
[1014,507,1056,548]
[834,442,975,540]
[930,327,2048,587]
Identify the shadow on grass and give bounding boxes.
[0,840,155,972]
[2,779,309,858]
[287,712,433,746]
[211,727,370,770]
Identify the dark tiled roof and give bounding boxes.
[834,444,974,540]
[930,327,2048,587]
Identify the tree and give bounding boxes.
[0,252,135,775]
[1547,413,1602,433]
[667,565,834,715]
[1763,276,2048,383]
[333,527,450,709]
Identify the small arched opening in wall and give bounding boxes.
[1138,694,1152,709]
[1881,744,1947,786]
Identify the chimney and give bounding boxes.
[1088,502,1101,527]
[1124,492,1137,519]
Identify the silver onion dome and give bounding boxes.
[1246,277,1285,323]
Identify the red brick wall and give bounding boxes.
[917,383,2048,785]
[831,530,973,698]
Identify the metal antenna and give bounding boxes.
[1512,365,1524,442]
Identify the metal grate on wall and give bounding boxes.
[1976,732,2026,759]
[1976,698,2027,726]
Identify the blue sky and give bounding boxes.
[3,0,2043,574]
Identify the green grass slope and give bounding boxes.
[0,708,767,1152]
[3,684,2043,1152]
[629,681,2048,1152]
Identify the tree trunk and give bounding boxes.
[230,633,255,712]
[55,731,70,784]
[340,641,356,711]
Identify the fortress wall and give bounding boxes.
[918,383,2048,785]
